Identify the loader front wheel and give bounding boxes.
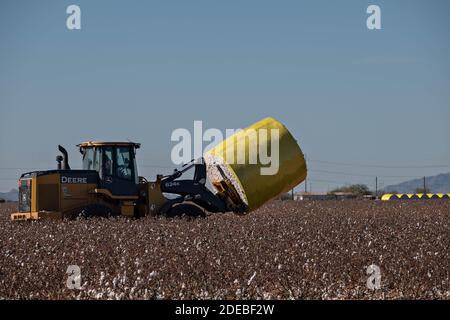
[77,204,114,219]
[166,203,206,218]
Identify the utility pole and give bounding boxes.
[304,153,307,193]
[423,176,426,193]
[375,176,378,199]
[291,188,294,200]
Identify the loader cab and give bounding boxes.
[78,141,140,196]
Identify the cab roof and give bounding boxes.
[77,141,141,148]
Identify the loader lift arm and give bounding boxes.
[158,158,229,214]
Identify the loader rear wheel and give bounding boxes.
[77,204,114,219]
[166,203,206,218]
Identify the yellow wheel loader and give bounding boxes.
[11,141,239,220]
[11,118,307,221]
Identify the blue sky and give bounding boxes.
[1,0,449,192]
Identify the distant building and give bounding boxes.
[0,198,5,203]
[332,192,358,200]
[295,192,332,201]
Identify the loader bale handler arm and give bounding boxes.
[156,158,242,215]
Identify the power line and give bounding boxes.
[0,160,445,184]
[2,158,450,171]
[307,178,350,185]
[309,159,450,169]
[309,169,417,179]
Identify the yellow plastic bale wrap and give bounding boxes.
[204,117,307,212]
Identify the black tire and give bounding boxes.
[166,203,206,219]
[77,204,114,219]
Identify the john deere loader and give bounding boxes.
[11,118,307,220]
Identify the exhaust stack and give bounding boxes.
[56,155,63,170]
[58,145,71,170]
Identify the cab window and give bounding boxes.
[103,147,113,176]
[116,147,132,180]
[82,148,94,170]
[93,147,101,172]
[82,147,101,172]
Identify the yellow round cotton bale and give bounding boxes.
[204,117,307,212]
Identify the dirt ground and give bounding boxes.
[0,200,448,300]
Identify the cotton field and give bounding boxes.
[0,201,448,299]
